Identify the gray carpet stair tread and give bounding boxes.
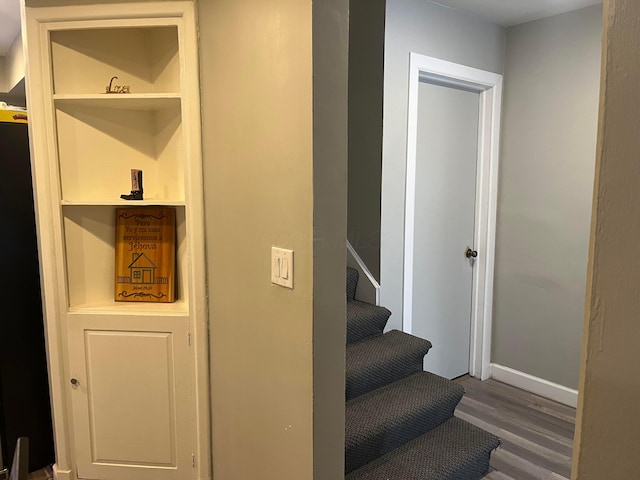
[347,299,391,344]
[347,267,359,300]
[346,330,432,401]
[346,371,465,473]
[345,416,501,480]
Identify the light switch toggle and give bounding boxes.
[272,247,294,289]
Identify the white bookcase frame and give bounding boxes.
[24,3,210,479]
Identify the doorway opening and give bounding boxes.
[403,53,503,381]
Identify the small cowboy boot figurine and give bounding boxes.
[121,169,144,200]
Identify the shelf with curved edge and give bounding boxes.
[54,93,181,111]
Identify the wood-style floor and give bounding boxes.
[26,466,52,480]
[455,376,576,480]
[26,377,575,480]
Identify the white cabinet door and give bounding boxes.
[68,315,194,480]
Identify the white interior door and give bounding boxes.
[411,80,480,380]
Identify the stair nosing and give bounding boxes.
[346,330,433,402]
[345,371,466,473]
[345,416,501,480]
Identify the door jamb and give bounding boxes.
[403,53,503,381]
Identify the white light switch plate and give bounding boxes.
[271,247,294,289]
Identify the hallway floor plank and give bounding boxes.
[455,376,576,480]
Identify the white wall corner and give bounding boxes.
[6,32,25,92]
[0,55,6,93]
[490,363,578,408]
[0,33,24,94]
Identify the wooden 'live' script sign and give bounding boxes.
[115,207,175,303]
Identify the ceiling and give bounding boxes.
[0,0,20,56]
[0,0,603,56]
[430,0,602,27]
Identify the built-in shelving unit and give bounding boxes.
[25,4,209,480]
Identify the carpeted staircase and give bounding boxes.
[345,267,500,479]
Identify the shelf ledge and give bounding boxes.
[67,301,189,316]
[54,93,181,111]
[62,200,186,207]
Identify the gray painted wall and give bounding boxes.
[199,0,346,477]
[380,0,505,330]
[313,0,348,477]
[492,5,602,389]
[347,0,386,281]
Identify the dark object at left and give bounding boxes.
[0,119,55,472]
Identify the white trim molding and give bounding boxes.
[347,240,381,305]
[490,364,579,408]
[53,466,72,480]
[403,53,503,381]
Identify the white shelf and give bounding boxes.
[67,300,189,316]
[62,199,186,206]
[54,93,181,111]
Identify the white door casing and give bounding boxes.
[404,53,503,380]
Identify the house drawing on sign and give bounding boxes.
[129,253,157,284]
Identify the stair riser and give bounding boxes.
[347,267,359,300]
[346,359,425,401]
[345,406,457,473]
[345,452,492,480]
[346,330,382,345]
[347,301,391,344]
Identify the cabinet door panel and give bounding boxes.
[69,318,192,480]
[86,331,175,465]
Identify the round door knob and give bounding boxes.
[70,378,79,386]
[465,247,478,258]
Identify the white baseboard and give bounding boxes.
[53,464,73,480]
[489,363,579,408]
